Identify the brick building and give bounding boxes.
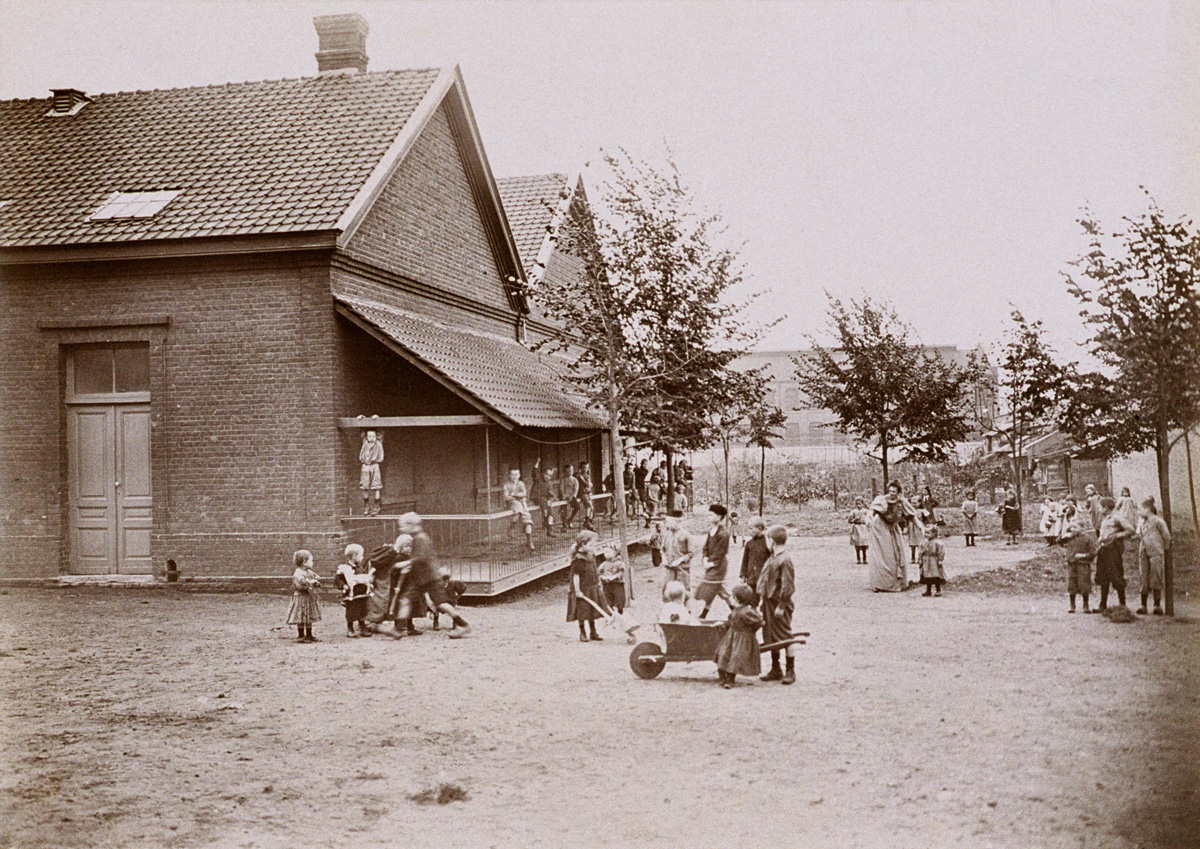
[0,15,607,588]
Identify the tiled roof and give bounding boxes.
[496,173,569,275]
[337,294,605,430]
[0,69,441,246]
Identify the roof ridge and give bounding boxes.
[3,67,443,102]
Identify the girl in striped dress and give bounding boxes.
[286,549,322,642]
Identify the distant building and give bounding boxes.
[728,346,998,464]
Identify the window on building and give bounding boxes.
[783,387,799,409]
[69,343,150,398]
[785,422,802,442]
[89,191,181,220]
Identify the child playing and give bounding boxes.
[334,543,374,638]
[1061,508,1096,614]
[849,496,870,563]
[663,511,693,596]
[918,525,946,596]
[1095,496,1136,611]
[714,584,763,689]
[286,549,322,642]
[598,545,628,615]
[658,581,694,624]
[961,490,978,548]
[429,567,468,629]
[566,530,609,642]
[757,525,797,685]
[1135,497,1170,616]
[1038,496,1060,545]
[649,520,665,574]
[739,516,770,604]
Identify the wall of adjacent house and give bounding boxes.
[0,251,346,580]
[1111,437,1200,527]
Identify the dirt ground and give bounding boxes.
[2,534,1198,849]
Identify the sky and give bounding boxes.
[3,0,1197,359]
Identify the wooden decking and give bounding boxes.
[340,509,655,597]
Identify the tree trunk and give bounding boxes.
[1185,428,1200,542]
[722,438,731,506]
[1157,428,1173,616]
[665,446,675,514]
[880,431,890,488]
[607,386,632,600]
[759,444,766,517]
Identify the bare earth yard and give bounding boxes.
[1,534,1197,849]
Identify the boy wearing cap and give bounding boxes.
[1061,506,1096,614]
[739,515,770,606]
[758,525,797,684]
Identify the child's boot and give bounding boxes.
[921,582,932,597]
[1069,593,1077,613]
[1137,592,1149,615]
[1082,595,1091,613]
[721,671,733,689]
[761,651,783,682]
[782,655,796,685]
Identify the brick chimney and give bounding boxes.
[314,14,369,75]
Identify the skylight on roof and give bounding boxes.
[89,191,181,220]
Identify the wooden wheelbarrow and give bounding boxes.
[628,622,808,679]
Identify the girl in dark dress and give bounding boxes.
[999,488,1021,545]
[566,530,608,642]
[715,584,763,688]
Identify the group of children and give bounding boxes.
[1058,494,1171,615]
[653,507,799,689]
[286,512,472,643]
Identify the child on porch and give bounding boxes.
[359,430,384,516]
[715,583,763,689]
[286,550,322,642]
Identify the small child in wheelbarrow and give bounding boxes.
[714,584,762,688]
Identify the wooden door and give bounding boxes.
[67,404,151,574]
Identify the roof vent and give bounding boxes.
[314,14,369,75]
[47,88,91,117]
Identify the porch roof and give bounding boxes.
[335,294,606,431]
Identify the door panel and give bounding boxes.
[68,407,115,574]
[116,407,153,574]
[67,403,152,574]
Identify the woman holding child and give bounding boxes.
[868,481,916,592]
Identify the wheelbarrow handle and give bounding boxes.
[760,637,806,653]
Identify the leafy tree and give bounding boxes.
[1058,194,1200,615]
[706,367,776,505]
[745,398,787,517]
[996,310,1067,516]
[794,295,985,487]
[591,148,770,506]
[526,148,768,565]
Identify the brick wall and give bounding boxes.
[0,251,349,579]
[343,103,518,331]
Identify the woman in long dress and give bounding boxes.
[868,481,915,592]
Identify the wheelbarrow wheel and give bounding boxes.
[629,642,666,679]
